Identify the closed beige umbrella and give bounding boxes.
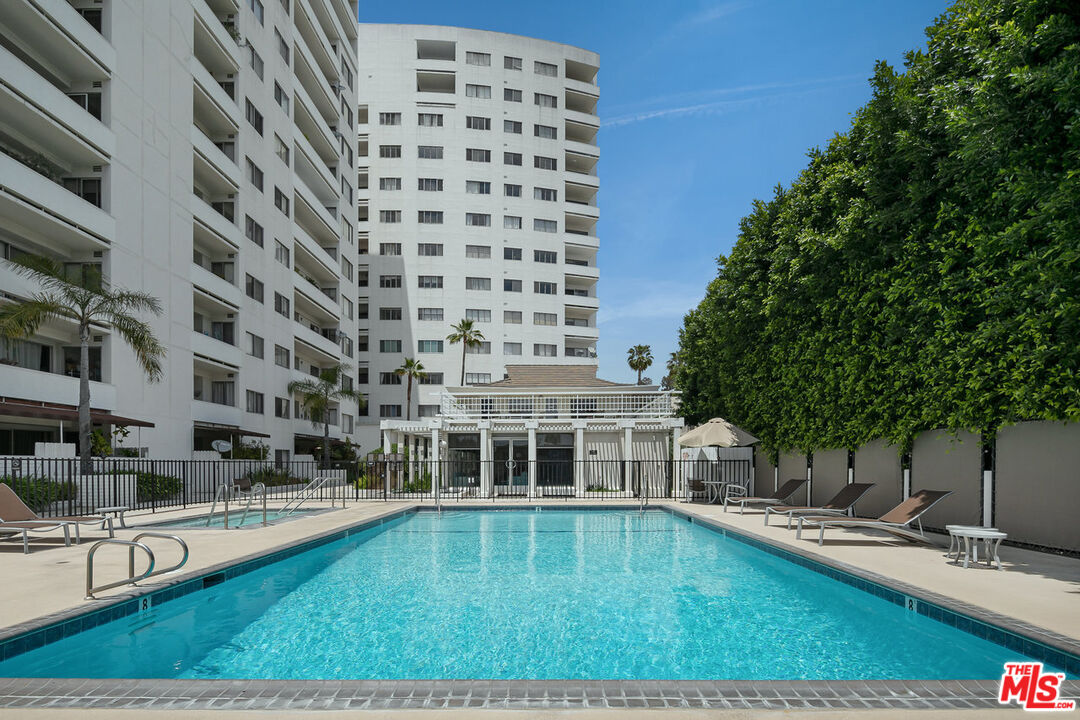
[678,418,759,448]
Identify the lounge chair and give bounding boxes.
[764,483,876,528]
[0,483,114,554]
[724,478,808,514]
[795,489,953,546]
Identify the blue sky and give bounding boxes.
[360,0,949,383]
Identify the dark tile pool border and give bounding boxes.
[0,501,1077,712]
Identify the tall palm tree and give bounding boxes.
[394,357,427,421]
[0,255,165,473]
[288,363,363,468]
[446,319,485,385]
[627,344,654,385]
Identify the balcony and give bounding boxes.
[193,0,240,74]
[565,149,599,180]
[565,88,598,117]
[564,263,599,281]
[293,25,338,124]
[293,80,338,165]
[295,281,340,324]
[192,59,240,134]
[294,223,339,274]
[416,70,455,95]
[190,261,242,309]
[192,193,242,247]
[191,326,243,367]
[295,0,339,84]
[1,0,114,80]
[294,131,338,204]
[565,58,599,86]
[192,125,240,191]
[416,39,456,61]
[440,388,676,420]
[294,328,341,365]
[0,362,116,411]
[565,118,598,147]
[294,176,338,244]
[565,211,598,237]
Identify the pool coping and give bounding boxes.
[0,502,1077,712]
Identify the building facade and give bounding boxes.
[355,25,601,450]
[0,0,361,459]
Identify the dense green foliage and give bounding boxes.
[675,0,1080,455]
[132,472,183,501]
[2,477,75,512]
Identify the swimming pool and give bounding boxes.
[144,508,324,529]
[0,509,1064,680]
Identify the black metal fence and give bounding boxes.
[0,457,753,517]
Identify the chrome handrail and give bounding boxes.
[129,532,189,579]
[85,540,155,600]
[279,475,338,517]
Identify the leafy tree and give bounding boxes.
[446,319,485,385]
[0,255,165,473]
[288,364,363,468]
[394,357,427,420]
[626,344,654,384]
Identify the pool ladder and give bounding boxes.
[279,475,342,517]
[85,533,189,600]
[207,481,267,527]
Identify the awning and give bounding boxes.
[293,432,348,446]
[0,397,155,428]
[193,421,271,438]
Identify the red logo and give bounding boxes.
[998,662,1075,711]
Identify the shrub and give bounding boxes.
[231,440,269,460]
[134,472,183,501]
[1,476,75,512]
[242,467,303,487]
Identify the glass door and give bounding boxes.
[493,438,529,495]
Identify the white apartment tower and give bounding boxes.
[355,25,601,449]
[0,0,360,459]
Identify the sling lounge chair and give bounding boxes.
[795,489,953,546]
[724,478,808,514]
[0,483,114,553]
[764,483,876,528]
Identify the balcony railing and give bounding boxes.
[440,389,677,420]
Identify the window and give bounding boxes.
[466,51,491,66]
[341,256,353,281]
[274,82,289,114]
[504,215,522,229]
[534,124,557,139]
[465,213,491,227]
[419,372,444,385]
[534,92,558,108]
[504,247,522,260]
[534,187,557,201]
[418,340,444,353]
[465,84,491,99]
[247,332,264,358]
[504,342,522,355]
[418,275,443,288]
[379,145,402,158]
[245,274,264,302]
[465,373,491,384]
[379,242,401,256]
[465,309,491,323]
[248,0,264,23]
[418,210,444,224]
[245,99,263,134]
[503,152,522,166]
[380,275,402,288]
[504,183,522,197]
[274,397,289,418]
[418,308,443,321]
[343,297,353,320]
[274,134,289,165]
[246,157,263,191]
[503,119,522,134]
[380,340,402,353]
[466,341,491,355]
[504,55,522,70]
[418,145,444,159]
[466,277,491,291]
[379,307,402,320]
[380,405,402,418]
[275,28,289,63]
[379,112,401,125]
[249,47,264,79]
[534,312,557,325]
[534,219,558,233]
[417,112,443,126]
[504,88,522,102]
[466,148,490,162]
[535,155,558,170]
[534,281,557,294]
[465,244,490,258]
[380,177,402,190]
[503,279,522,292]
[245,216,264,246]
[380,371,402,385]
[274,344,289,367]
[246,390,264,414]
[418,243,443,256]
[418,178,443,191]
[466,116,491,130]
[418,405,439,418]
[274,187,289,216]
[534,61,558,77]
[274,292,290,317]
[534,343,558,357]
[504,310,522,324]
[379,210,401,223]
[343,414,353,433]
[358,366,369,384]
[466,180,491,194]
[534,250,558,264]
[275,240,290,267]
[359,271,368,287]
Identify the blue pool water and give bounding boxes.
[0,510,1050,679]
[146,508,322,529]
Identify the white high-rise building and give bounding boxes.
[355,25,600,450]
[0,0,360,459]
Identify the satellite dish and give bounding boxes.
[211,440,233,453]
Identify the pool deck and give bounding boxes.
[0,499,1077,717]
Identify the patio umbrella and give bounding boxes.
[678,418,759,448]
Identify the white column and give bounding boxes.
[806,458,813,506]
[671,423,683,501]
[382,430,391,453]
[621,422,634,495]
[479,421,491,497]
[526,422,538,499]
[573,421,585,498]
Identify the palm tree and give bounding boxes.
[661,351,679,390]
[0,255,165,473]
[446,319,485,385]
[288,363,363,468]
[394,357,427,421]
[627,344,654,385]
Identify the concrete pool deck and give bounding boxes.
[0,499,1076,716]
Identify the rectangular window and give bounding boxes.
[534,187,558,201]
[380,404,402,418]
[534,312,558,325]
[275,28,289,63]
[248,0,264,23]
[379,242,402,256]
[380,340,402,353]
[534,218,558,233]
[503,152,522,166]
[504,310,522,324]
[249,47,263,79]
[245,99,263,134]
[379,112,401,125]
[247,332,264,358]
[274,397,289,418]
[274,134,289,165]
[504,342,522,355]
[379,306,402,321]
[504,88,522,102]
[418,340,444,353]
[465,84,491,99]
[534,249,558,263]
[465,373,491,384]
[466,51,491,66]
[534,61,558,77]
[275,240,290,267]
[534,343,558,357]
[418,210,444,224]
[418,308,444,321]
[341,256,353,281]
[274,292,290,317]
[274,344,289,367]
[274,187,289,216]
[380,177,402,190]
[379,145,402,158]
[274,82,289,113]
[465,309,491,323]
[534,92,558,108]
[466,277,491,291]
[534,124,557,140]
[246,157,263,191]
[418,243,444,256]
[417,112,443,126]
[380,372,402,385]
[466,180,491,194]
[245,216,264,246]
[504,215,522,229]
[466,342,491,355]
[534,281,557,294]
[465,244,491,258]
[503,279,522,292]
[465,148,491,162]
[466,115,491,130]
[504,247,522,260]
[246,390,264,414]
[504,55,522,70]
[245,273,264,302]
[504,183,522,197]
[343,414,353,433]
[418,178,443,191]
[343,297,353,320]
[418,275,443,288]
[418,405,439,418]
[379,210,401,223]
[380,275,402,288]
[535,155,558,170]
[419,372,444,385]
[418,145,444,159]
[465,213,491,226]
[503,119,522,134]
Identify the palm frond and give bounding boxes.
[0,294,72,339]
[108,313,166,381]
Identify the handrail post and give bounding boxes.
[223,489,229,529]
[262,485,267,525]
